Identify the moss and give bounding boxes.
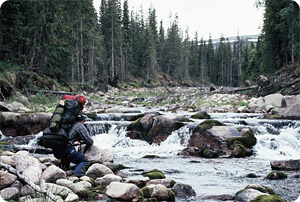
[269,114,281,119]
[170,180,177,187]
[141,186,151,198]
[0,141,9,145]
[127,118,142,131]
[230,142,247,158]
[191,111,211,119]
[142,169,166,179]
[245,185,276,195]
[193,119,224,134]
[251,195,285,202]
[78,185,106,200]
[267,171,288,180]
[168,189,176,201]
[227,129,257,150]
[203,148,219,158]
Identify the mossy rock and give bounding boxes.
[245,184,276,195]
[142,169,166,179]
[0,141,9,145]
[202,148,219,158]
[269,114,281,119]
[191,111,211,119]
[227,128,257,149]
[230,142,247,158]
[141,186,151,198]
[266,171,288,180]
[127,117,142,131]
[78,185,106,200]
[251,195,285,202]
[193,119,224,134]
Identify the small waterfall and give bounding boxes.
[0,130,6,140]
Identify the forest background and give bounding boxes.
[0,0,299,93]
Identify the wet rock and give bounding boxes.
[142,169,166,179]
[146,179,176,188]
[279,103,300,120]
[42,165,66,183]
[191,111,211,119]
[172,182,196,197]
[106,182,141,201]
[0,171,17,189]
[0,187,19,200]
[270,159,300,171]
[235,188,269,202]
[246,173,259,178]
[266,171,288,180]
[128,178,150,188]
[95,174,122,186]
[84,145,113,163]
[86,163,114,179]
[178,146,219,158]
[204,194,234,201]
[141,184,175,201]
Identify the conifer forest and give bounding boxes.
[0,0,299,89]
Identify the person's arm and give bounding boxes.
[69,122,94,146]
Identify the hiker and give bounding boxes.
[39,94,94,177]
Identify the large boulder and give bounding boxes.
[279,103,300,120]
[23,165,42,185]
[172,183,196,197]
[42,165,66,183]
[188,121,256,157]
[263,94,284,107]
[235,184,284,202]
[0,171,17,189]
[282,95,300,108]
[270,159,300,171]
[127,113,185,144]
[86,163,114,179]
[84,145,113,163]
[0,112,51,137]
[141,184,175,201]
[106,182,141,201]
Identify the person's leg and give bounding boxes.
[68,148,89,176]
[53,147,70,170]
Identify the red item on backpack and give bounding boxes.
[63,94,86,109]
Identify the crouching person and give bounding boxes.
[39,94,93,177]
[53,117,93,177]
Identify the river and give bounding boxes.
[86,110,300,202]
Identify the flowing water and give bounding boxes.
[3,110,300,201]
[86,111,300,202]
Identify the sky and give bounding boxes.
[94,0,266,40]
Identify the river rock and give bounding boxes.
[0,171,17,189]
[8,101,30,112]
[20,184,36,197]
[172,182,196,197]
[46,183,74,198]
[235,188,269,202]
[86,163,114,179]
[270,159,300,171]
[42,165,66,183]
[0,112,51,136]
[13,152,42,172]
[279,103,300,120]
[0,187,19,200]
[263,94,284,107]
[65,192,79,202]
[56,179,73,187]
[10,180,23,191]
[146,179,175,188]
[68,181,92,193]
[0,156,15,167]
[95,174,122,185]
[23,165,42,185]
[282,95,300,108]
[106,182,141,200]
[84,145,113,163]
[141,184,175,201]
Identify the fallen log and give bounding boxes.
[25,88,75,95]
[0,162,60,201]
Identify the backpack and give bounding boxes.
[49,97,82,133]
[39,96,83,150]
[38,127,68,150]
